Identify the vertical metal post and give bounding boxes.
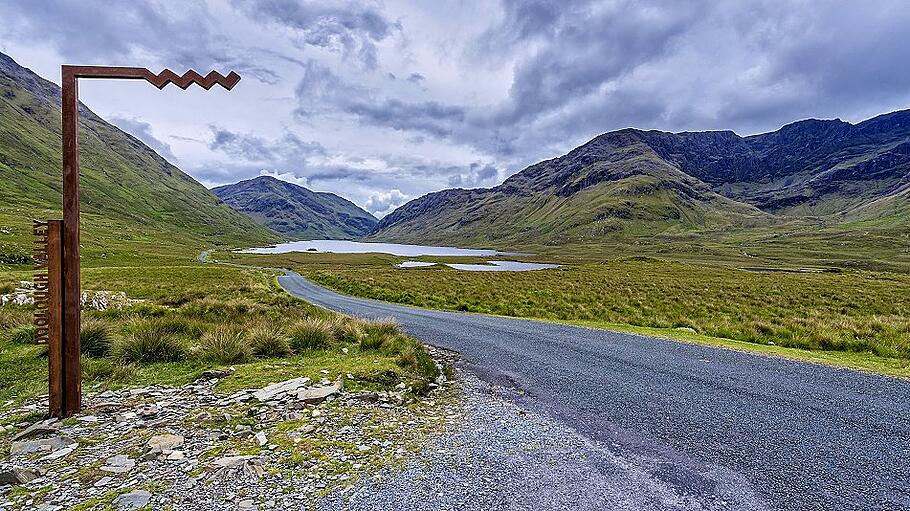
[46,221,64,417]
[61,67,82,416]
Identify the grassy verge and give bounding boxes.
[0,263,439,405]
[558,319,910,380]
[225,250,910,379]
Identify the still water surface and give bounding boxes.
[396,260,559,272]
[243,240,500,257]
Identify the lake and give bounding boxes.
[397,260,560,272]
[242,239,501,257]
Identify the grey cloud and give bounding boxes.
[0,0,222,69]
[208,127,325,163]
[294,60,465,136]
[497,1,703,127]
[448,163,499,188]
[293,0,910,170]
[406,73,425,84]
[230,0,399,69]
[110,117,177,162]
[307,168,373,184]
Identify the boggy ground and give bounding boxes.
[226,247,910,376]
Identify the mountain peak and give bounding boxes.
[213,178,376,240]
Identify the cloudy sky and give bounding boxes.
[2,1,910,217]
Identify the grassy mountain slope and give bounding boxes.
[212,176,377,240]
[375,132,770,246]
[0,52,277,266]
[374,112,910,246]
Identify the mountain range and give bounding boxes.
[2,48,908,256]
[212,176,376,239]
[372,111,910,245]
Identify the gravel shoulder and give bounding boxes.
[321,363,765,511]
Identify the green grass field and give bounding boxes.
[0,262,439,406]
[225,247,910,378]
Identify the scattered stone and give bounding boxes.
[253,377,311,402]
[296,382,341,405]
[101,454,136,473]
[166,450,186,461]
[113,490,152,511]
[212,456,256,469]
[351,392,379,403]
[40,445,75,461]
[254,431,268,446]
[0,467,41,485]
[94,476,113,487]
[88,402,123,414]
[238,499,257,510]
[10,435,76,455]
[147,433,184,451]
[11,421,58,441]
[199,368,234,380]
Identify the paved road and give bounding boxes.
[280,272,910,511]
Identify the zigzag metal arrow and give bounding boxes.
[63,66,241,91]
[143,69,241,90]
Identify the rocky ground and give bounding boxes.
[2,344,769,511]
[0,348,460,510]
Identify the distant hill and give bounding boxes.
[373,112,910,245]
[0,51,277,263]
[212,176,377,240]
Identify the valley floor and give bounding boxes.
[228,249,910,377]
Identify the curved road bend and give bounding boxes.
[278,272,910,511]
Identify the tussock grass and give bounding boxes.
[0,264,442,402]
[82,357,139,383]
[247,323,292,358]
[113,329,190,364]
[80,317,115,358]
[181,297,258,321]
[359,319,400,351]
[199,327,252,364]
[4,324,34,345]
[290,318,335,351]
[0,307,29,330]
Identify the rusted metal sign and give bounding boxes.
[54,66,240,418]
[34,220,64,415]
[32,220,51,344]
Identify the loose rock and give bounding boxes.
[113,490,152,511]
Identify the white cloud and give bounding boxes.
[258,170,308,187]
[364,189,409,217]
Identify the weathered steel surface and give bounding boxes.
[46,221,64,417]
[57,65,240,417]
[63,66,240,90]
[61,67,81,416]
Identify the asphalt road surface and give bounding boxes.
[279,272,910,511]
